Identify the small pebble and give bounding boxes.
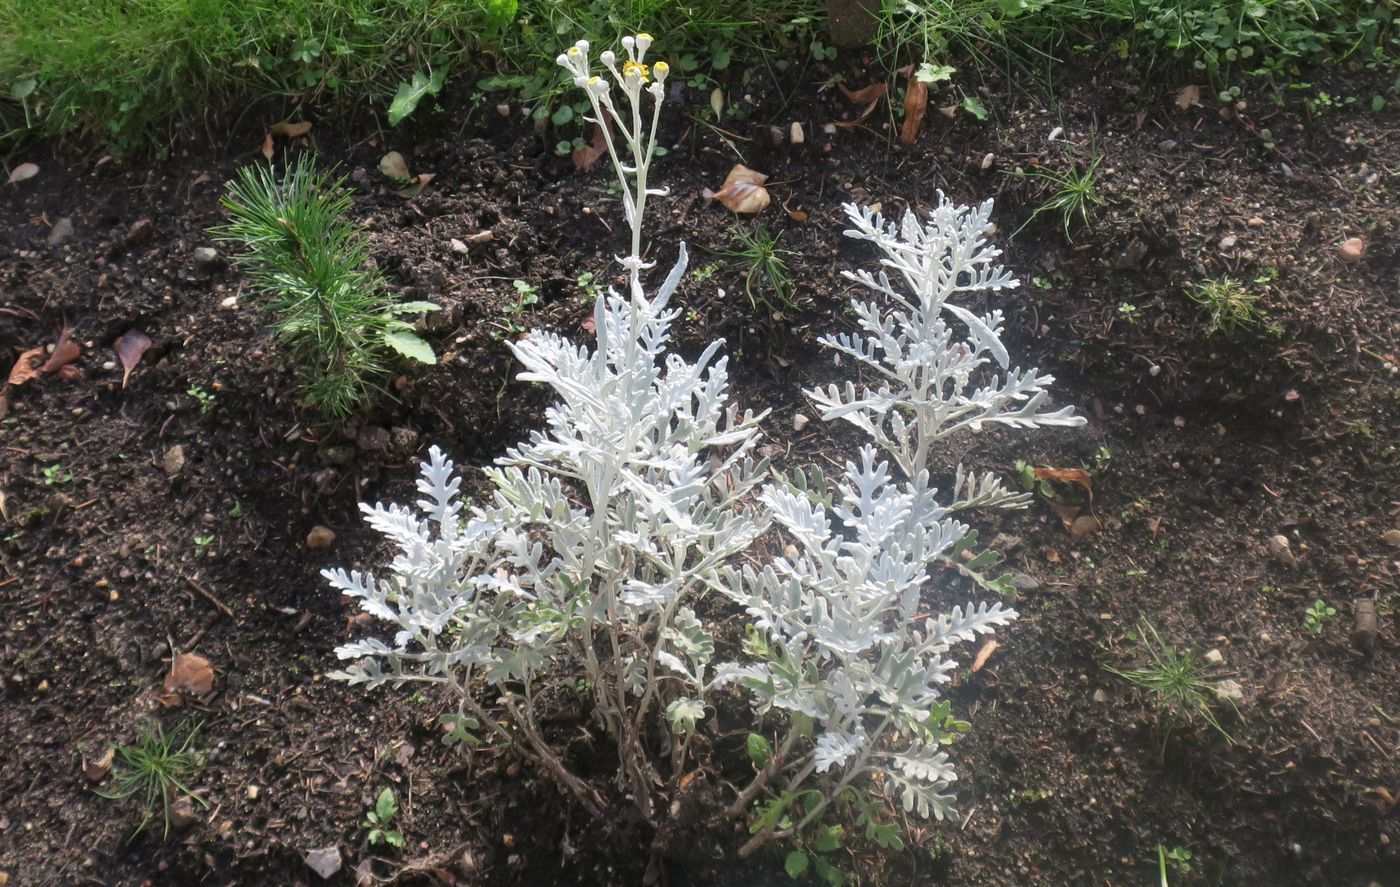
[449,238,469,255]
[1338,236,1366,263]
[47,217,74,246]
[1215,679,1245,704]
[1218,234,1237,250]
[306,526,336,552]
[1092,689,1109,703]
[792,414,809,432]
[1267,534,1298,568]
[1247,216,1264,227]
[1203,648,1224,666]
[163,445,186,479]
[1383,528,1400,548]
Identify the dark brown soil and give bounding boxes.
[2,53,1398,887]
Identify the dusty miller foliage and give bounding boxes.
[325,33,1081,849]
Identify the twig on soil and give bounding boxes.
[184,575,235,618]
[1299,718,1323,744]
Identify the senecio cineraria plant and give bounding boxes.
[325,32,1082,859]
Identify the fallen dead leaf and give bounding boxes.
[162,652,215,703]
[394,172,435,199]
[1175,84,1201,110]
[782,199,808,222]
[970,638,998,673]
[269,121,313,139]
[7,162,39,184]
[83,746,115,782]
[40,328,80,374]
[261,121,313,159]
[899,75,929,144]
[705,164,770,214]
[836,82,887,127]
[7,347,44,387]
[1033,466,1094,499]
[1146,515,1163,539]
[572,121,609,171]
[114,329,152,389]
[57,365,83,382]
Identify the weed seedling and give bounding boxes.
[186,384,216,414]
[1304,598,1336,634]
[364,787,406,848]
[1107,619,1233,759]
[42,463,73,486]
[193,533,215,558]
[1186,276,1261,334]
[97,718,206,838]
[494,279,541,338]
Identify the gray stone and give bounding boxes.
[47,218,74,247]
[304,846,343,880]
[163,445,186,479]
[357,425,391,453]
[1215,679,1245,705]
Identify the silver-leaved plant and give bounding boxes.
[326,31,1081,857]
[717,196,1085,856]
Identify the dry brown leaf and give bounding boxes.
[900,77,929,145]
[40,328,80,375]
[706,165,770,214]
[163,652,215,700]
[269,121,313,138]
[839,82,887,104]
[83,746,114,782]
[970,638,998,673]
[7,162,39,184]
[7,347,44,387]
[1048,500,1081,533]
[394,172,435,199]
[1175,84,1201,110]
[114,329,152,389]
[1146,515,1163,539]
[836,82,887,128]
[57,364,83,382]
[782,198,808,222]
[1033,466,1094,498]
[572,121,609,171]
[379,151,412,182]
[261,121,312,159]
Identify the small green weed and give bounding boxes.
[1304,598,1336,634]
[193,533,216,558]
[495,279,541,338]
[186,384,216,414]
[1185,276,1262,334]
[97,718,207,839]
[214,155,437,419]
[42,463,73,486]
[364,787,406,848]
[1107,619,1233,759]
[1018,156,1104,241]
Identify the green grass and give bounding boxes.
[1017,154,1104,241]
[1185,275,1262,334]
[0,0,823,150]
[96,718,207,839]
[1106,619,1235,760]
[213,154,437,419]
[0,0,1392,152]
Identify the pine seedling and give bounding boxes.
[215,155,437,418]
